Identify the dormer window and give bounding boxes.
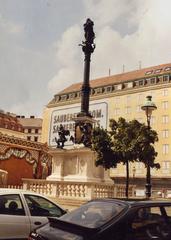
[115,84,122,90]
[164,67,171,71]
[55,95,60,102]
[60,95,68,101]
[154,69,162,74]
[104,86,112,93]
[69,93,76,99]
[94,87,103,94]
[145,70,153,75]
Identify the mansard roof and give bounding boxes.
[58,62,171,94]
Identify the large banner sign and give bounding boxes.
[49,102,108,147]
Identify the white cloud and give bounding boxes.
[2,0,171,116]
[48,24,83,94]
[49,0,171,96]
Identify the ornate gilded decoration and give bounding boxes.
[0,147,38,174]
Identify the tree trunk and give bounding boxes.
[125,160,129,198]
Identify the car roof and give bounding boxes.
[88,198,171,207]
[0,188,41,195]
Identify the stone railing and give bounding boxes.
[22,178,135,200]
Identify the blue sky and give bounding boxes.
[0,0,171,117]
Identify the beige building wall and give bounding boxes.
[41,63,171,181]
[17,116,42,143]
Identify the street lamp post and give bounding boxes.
[141,95,157,198]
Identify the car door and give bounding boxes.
[127,206,171,240]
[0,193,30,239]
[23,194,65,232]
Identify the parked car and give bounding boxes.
[0,188,67,239]
[29,198,171,240]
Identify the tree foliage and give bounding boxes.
[92,117,160,197]
[92,127,119,169]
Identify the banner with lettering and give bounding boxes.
[49,102,108,147]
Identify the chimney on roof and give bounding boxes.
[122,64,125,73]
[108,68,111,76]
[139,61,142,70]
[30,115,35,118]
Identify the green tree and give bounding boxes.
[92,117,159,198]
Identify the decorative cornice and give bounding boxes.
[0,132,48,152]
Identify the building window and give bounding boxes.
[162,89,168,96]
[27,136,31,141]
[137,94,144,103]
[145,70,153,75]
[61,95,67,101]
[154,69,162,74]
[162,101,168,109]
[28,129,32,134]
[162,115,169,124]
[124,82,133,88]
[69,93,76,99]
[139,79,145,86]
[137,105,142,112]
[150,77,156,84]
[125,106,131,114]
[158,76,163,82]
[34,136,38,142]
[163,75,169,82]
[165,67,171,71]
[35,129,39,134]
[114,97,120,104]
[104,86,112,93]
[163,144,169,154]
[150,116,155,125]
[162,129,169,138]
[94,88,103,94]
[114,108,120,115]
[162,161,170,173]
[126,95,131,103]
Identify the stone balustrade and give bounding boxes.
[22,178,135,200]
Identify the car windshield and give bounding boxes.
[60,201,126,228]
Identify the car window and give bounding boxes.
[0,194,25,216]
[128,206,171,240]
[164,206,171,218]
[24,194,64,217]
[61,201,126,228]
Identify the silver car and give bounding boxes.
[0,188,66,239]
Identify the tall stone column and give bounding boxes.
[74,19,96,147]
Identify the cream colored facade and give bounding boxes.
[41,63,171,187]
[17,116,42,142]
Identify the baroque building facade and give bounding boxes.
[41,62,171,192]
[0,111,51,186]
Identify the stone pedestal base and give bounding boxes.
[47,146,113,184]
